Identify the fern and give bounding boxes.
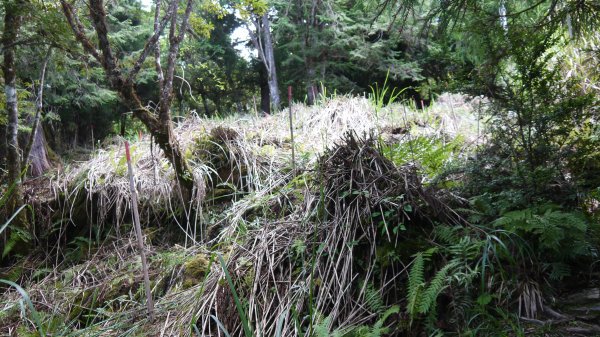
[407,253,459,326]
[368,306,400,336]
[406,253,425,320]
[313,315,332,337]
[493,205,590,260]
[362,281,384,314]
[2,226,32,258]
[418,261,457,314]
[343,306,400,337]
[433,224,461,245]
[546,262,571,281]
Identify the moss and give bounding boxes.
[258,144,277,157]
[182,253,210,289]
[16,325,38,337]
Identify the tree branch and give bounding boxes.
[60,0,102,65]
[88,0,119,79]
[154,0,164,93]
[160,0,193,121]
[127,0,177,84]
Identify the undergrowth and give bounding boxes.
[1,93,598,336]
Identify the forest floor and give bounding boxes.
[1,94,599,336]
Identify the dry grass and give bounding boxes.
[1,93,480,336]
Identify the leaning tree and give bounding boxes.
[60,0,197,194]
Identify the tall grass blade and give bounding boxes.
[217,253,253,337]
[0,279,46,336]
[0,204,29,235]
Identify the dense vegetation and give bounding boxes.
[1,0,599,336]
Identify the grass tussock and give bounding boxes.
[1,94,481,336]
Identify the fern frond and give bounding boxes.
[313,315,332,337]
[407,253,425,318]
[418,261,457,314]
[363,281,384,314]
[369,306,400,336]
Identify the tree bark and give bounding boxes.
[259,65,270,114]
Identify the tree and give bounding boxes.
[272,0,425,103]
[60,0,197,194]
[22,47,53,177]
[178,9,253,116]
[239,1,281,112]
[2,0,27,228]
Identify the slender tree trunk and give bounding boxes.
[0,126,6,170]
[22,47,52,176]
[261,13,280,110]
[306,61,317,105]
[2,0,27,257]
[259,65,270,114]
[248,13,280,112]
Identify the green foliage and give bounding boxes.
[491,204,595,280]
[406,252,425,320]
[273,0,425,100]
[361,281,384,314]
[406,252,458,324]
[384,135,463,180]
[369,71,405,115]
[0,279,46,336]
[313,306,399,337]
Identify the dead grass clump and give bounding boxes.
[210,126,239,143]
[0,234,210,336]
[319,131,461,226]
[180,132,464,336]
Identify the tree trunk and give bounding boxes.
[248,13,280,112]
[23,47,53,176]
[0,127,6,171]
[2,0,27,258]
[261,13,280,110]
[306,61,317,105]
[120,84,195,193]
[27,123,51,177]
[259,65,270,114]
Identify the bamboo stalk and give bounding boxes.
[125,141,155,320]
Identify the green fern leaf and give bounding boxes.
[407,253,425,318]
[418,261,457,314]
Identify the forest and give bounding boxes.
[0,0,599,335]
